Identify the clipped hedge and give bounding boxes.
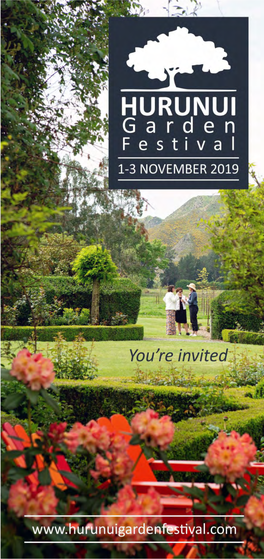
[211,291,263,340]
[169,394,264,462]
[15,277,141,325]
[222,329,264,345]
[1,324,144,342]
[55,381,264,460]
[255,378,264,399]
[56,380,246,425]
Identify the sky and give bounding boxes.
[86,0,264,219]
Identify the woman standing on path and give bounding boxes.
[163,285,177,335]
[187,283,199,336]
[175,287,190,336]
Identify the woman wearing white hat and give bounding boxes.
[187,283,198,336]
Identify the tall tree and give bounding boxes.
[205,172,264,316]
[72,245,118,324]
[1,0,142,287]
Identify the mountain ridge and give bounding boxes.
[142,194,222,261]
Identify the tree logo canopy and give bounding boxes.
[125,27,231,92]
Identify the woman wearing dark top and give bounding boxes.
[187,283,198,336]
[175,287,190,335]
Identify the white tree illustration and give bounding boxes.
[126,27,231,90]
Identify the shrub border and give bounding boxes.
[1,324,144,342]
[222,329,264,345]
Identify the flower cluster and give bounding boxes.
[8,480,58,527]
[205,430,257,482]
[10,349,55,391]
[64,420,110,454]
[48,421,67,445]
[65,424,134,486]
[37,422,68,453]
[131,408,175,450]
[244,495,264,531]
[94,485,163,555]
[91,434,134,486]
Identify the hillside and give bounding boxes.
[147,195,222,261]
[141,215,163,229]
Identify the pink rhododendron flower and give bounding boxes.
[138,487,163,526]
[205,431,257,482]
[65,420,111,454]
[90,432,133,486]
[8,479,31,517]
[244,495,264,530]
[10,350,55,390]
[131,409,175,450]
[94,485,163,555]
[48,422,67,445]
[8,481,58,526]
[91,455,111,480]
[110,433,129,453]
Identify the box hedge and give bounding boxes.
[15,277,141,325]
[211,291,263,339]
[1,324,144,342]
[56,379,250,425]
[222,329,264,345]
[54,381,264,460]
[255,378,264,399]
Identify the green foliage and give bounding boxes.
[47,333,98,380]
[72,245,118,284]
[1,382,74,431]
[132,367,238,416]
[1,411,28,430]
[55,381,242,425]
[205,176,264,316]
[175,278,196,290]
[255,378,264,399]
[161,251,203,286]
[55,381,264,451]
[53,307,90,326]
[220,348,264,387]
[27,233,84,276]
[222,329,264,345]
[1,0,142,295]
[4,277,141,325]
[110,312,128,326]
[2,324,144,342]
[211,291,263,339]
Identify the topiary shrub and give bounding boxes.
[211,291,263,339]
[222,329,264,345]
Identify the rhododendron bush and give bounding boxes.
[1,350,264,558]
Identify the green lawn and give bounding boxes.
[140,317,207,338]
[139,292,211,329]
[2,291,262,382]
[3,337,263,381]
